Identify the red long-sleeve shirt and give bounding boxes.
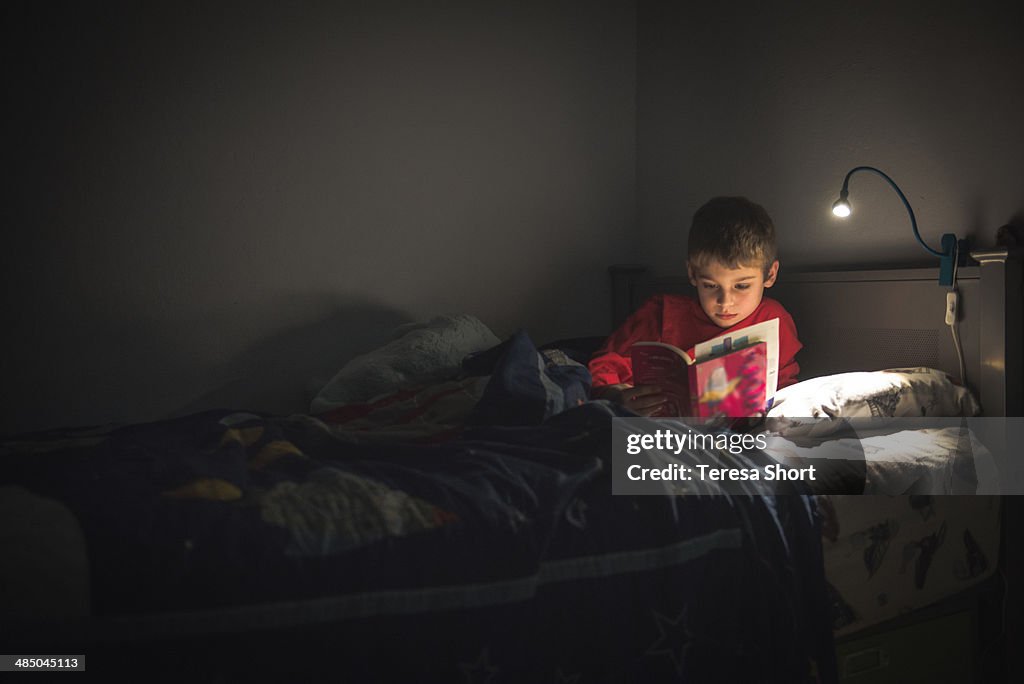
[589,294,802,390]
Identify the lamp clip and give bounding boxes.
[938,234,957,287]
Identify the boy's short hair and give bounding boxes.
[687,196,777,274]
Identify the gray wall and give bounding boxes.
[637,1,1024,276]
[7,1,1022,435]
[3,1,637,434]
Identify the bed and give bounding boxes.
[1,356,832,683]
[611,246,1022,681]
[0,249,1019,682]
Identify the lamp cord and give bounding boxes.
[948,240,967,386]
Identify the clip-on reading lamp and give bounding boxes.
[831,165,968,384]
[831,165,959,286]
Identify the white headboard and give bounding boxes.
[609,250,1021,417]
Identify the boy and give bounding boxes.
[589,196,802,416]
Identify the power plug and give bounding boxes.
[945,290,958,325]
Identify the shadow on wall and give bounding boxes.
[168,300,415,419]
[996,220,1024,250]
[0,297,413,437]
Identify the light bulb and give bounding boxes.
[832,199,851,217]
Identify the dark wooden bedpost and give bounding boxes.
[970,248,1022,418]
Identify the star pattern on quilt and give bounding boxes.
[565,497,588,529]
[460,647,499,684]
[646,607,693,677]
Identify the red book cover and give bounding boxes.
[629,342,694,417]
[630,341,768,418]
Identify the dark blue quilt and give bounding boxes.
[0,332,836,683]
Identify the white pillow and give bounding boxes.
[310,314,500,413]
[767,367,981,419]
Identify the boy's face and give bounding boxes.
[687,259,779,328]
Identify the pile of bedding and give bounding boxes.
[0,318,835,682]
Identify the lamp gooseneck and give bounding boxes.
[834,166,944,257]
[831,165,960,286]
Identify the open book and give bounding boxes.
[630,318,780,418]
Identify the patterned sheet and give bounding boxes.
[820,493,1000,636]
[764,423,1002,635]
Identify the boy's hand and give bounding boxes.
[598,384,669,416]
